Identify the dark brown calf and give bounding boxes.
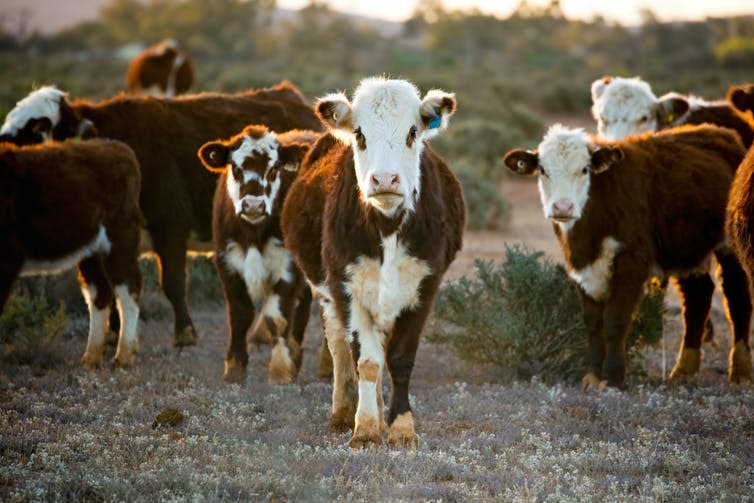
[282,78,465,448]
[505,124,751,387]
[0,83,323,348]
[725,84,754,381]
[126,39,194,97]
[198,126,316,384]
[0,139,142,368]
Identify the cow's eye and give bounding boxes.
[538,166,548,178]
[354,127,366,150]
[638,115,649,123]
[232,165,243,179]
[601,116,610,126]
[406,125,418,147]
[582,166,589,175]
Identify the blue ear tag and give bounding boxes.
[428,116,442,130]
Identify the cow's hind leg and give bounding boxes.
[78,257,114,369]
[151,230,197,347]
[715,249,753,383]
[269,284,313,383]
[267,292,295,384]
[670,273,714,380]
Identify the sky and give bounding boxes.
[277,0,754,25]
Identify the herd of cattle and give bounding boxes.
[1,42,754,447]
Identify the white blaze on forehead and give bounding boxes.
[349,78,425,213]
[1,86,65,136]
[536,125,593,228]
[231,132,279,172]
[592,77,658,140]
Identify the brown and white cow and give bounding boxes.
[725,84,754,381]
[198,126,317,384]
[0,139,142,368]
[126,39,194,97]
[0,83,323,348]
[504,124,752,387]
[282,77,465,448]
[591,76,754,148]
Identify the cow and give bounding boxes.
[0,83,323,348]
[591,75,754,148]
[725,83,754,382]
[197,126,318,384]
[0,139,143,368]
[281,77,465,448]
[504,124,752,388]
[126,39,194,97]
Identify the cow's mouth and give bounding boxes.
[551,215,575,223]
[368,192,404,212]
[240,211,266,224]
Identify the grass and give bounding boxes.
[0,301,752,501]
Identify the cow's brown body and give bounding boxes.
[0,139,143,367]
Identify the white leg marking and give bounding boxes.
[114,284,140,367]
[81,284,108,367]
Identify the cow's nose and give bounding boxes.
[371,172,401,192]
[241,197,265,214]
[552,199,574,217]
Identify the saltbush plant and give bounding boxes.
[429,244,663,384]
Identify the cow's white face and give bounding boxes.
[503,125,623,231]
[315,77,456,218]
[591,77,659,140]
[0,86,64,144]
[199,125,307,225]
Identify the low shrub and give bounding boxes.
[428,244,663,384]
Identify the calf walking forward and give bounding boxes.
[0,139,143,368]
[282,78,465,447]
[198,126,317,384]
[505,124,751,387]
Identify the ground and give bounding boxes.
[1,175,753,502]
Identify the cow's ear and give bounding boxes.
[420,90,456,139]
[590,146,623,174]
[198,141,229,173]
[315,93,353,132]
[278,142,310,172]
[655,93,689,127]
[728,85,754,114]
[503,149,539,176]
[591,76,612,102]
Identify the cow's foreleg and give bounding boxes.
[78,257,114,369]
[671,273,714,380]
[385,305,430,448]
[217,264,254,384]
[715,248,753,383]
[578,287,606,390]
[320,296,357,432]
[267,289,296,384]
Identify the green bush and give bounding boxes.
[428,245,663,384]
[0,289,68,367]
[455,167,510,231]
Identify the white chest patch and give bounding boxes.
[345,234,431,331]
[568,236,622,301]
[223,237,293,301]
[21,226,112,276]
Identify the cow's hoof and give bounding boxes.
[349,423,382,449]
[581,372,608,392]
[222,359,247,384]
[670,347,701,380]
[80,347,105,369]
[268,339,295,384]
[173,326,198,348]
[387,412,418,449]
[728,341,752,384]
[330,406,356,433]
[317,340,334,381]
[113,345,136,368]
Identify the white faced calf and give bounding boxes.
[198,125,314,384]
[504,124,751,386]
[282,77,464,448]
